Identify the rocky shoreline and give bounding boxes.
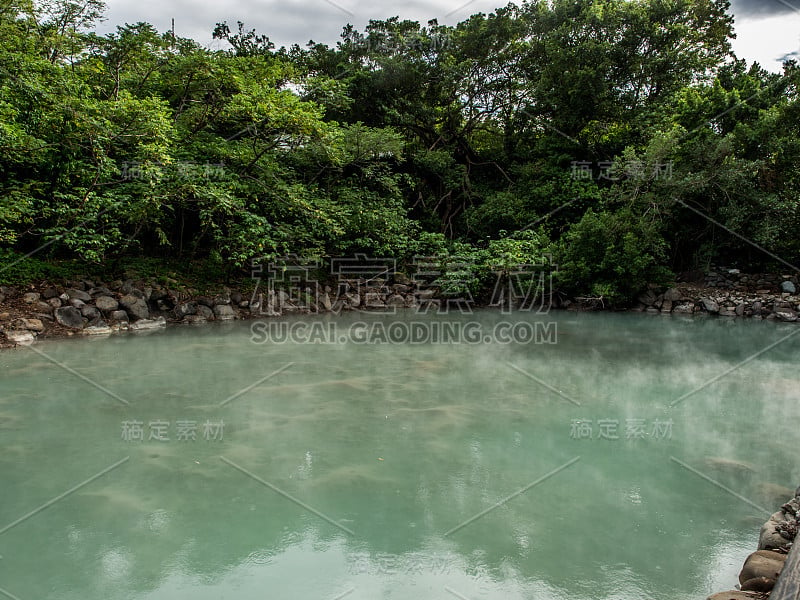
[707,486,799,599]
[1,266,799,348]
[634,268,799,320]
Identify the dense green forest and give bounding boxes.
[1,0,799,303]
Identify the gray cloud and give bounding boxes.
[100,0,499,49]
[731,0,800,18]
[96,0,796,73]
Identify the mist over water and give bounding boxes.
[0,311,798,599]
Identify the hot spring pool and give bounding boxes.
[0,310,798,599]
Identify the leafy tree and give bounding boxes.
[1,0,797,303]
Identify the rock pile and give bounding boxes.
[246,279,418,318]
[702,267,797,294]
[0,276,429,346]
[708,488,799,599]
[0,279,176,344]
[2,266,799,347]
[635,283,800,321]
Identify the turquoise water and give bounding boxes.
[0,311,798,599]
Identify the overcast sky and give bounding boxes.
[98,0,800,72]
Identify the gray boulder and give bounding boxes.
[175,301,198,318]
[89,286,113,297]
[148,287,168,302]
[781,280,797,294]
[637,290,657,306]
[35,301,54,314]
[95,296,119,312]
[775,308,798,322]
[54,306,85,329]
[66,288,92,302]
[182,315,208,325]
[81,306,101,320]
[129,316,167,331]
[85,323,113,335]
[213,292,231,305]
[701,298,720,313]
[21,318,45,332]
[344,292,361,308]
[196,305,214,319]
[365,292,386,308]
[319,292,332,311]
[213,304,236,320]
[759,509,796,551]
[119,294,150,321]
[386,294,406,306]
[110,310,129,322]
[5,330,35,345]
[119,280,137,295]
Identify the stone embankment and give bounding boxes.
[708,487,799,599]
[0,276,424,347]
[635,268,799,321]
[1,266,799,347]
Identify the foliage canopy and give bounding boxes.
[1,0,799,302]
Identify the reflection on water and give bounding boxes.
[0,311,798,599]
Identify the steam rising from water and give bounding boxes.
[0,311,797,599]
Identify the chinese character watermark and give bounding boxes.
[348,32,452,54]
[120,161,226,181]
[569,418,673,441]
[121,419,224,442]
[570,160,673,182]
[247,253,557,318]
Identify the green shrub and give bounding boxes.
[555,208,672,306]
